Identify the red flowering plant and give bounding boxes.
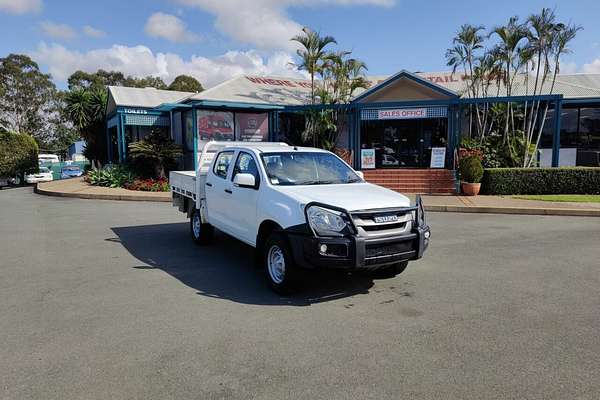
[124,177,170,192]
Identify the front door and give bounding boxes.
[396,119,423,168]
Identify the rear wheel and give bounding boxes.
[372,261,409,279]
[263,232,299,295]
[190,208,213,245]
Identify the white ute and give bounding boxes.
[170,141,430,294]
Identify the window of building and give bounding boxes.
[235,113,269,141]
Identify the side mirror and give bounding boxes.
[233,173,257,189]
[355,171,364,180]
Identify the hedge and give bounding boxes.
[481,167,600,195]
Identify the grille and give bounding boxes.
[351,208,413,237]
[365,240,415,258]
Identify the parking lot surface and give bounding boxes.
[1,187,599,399]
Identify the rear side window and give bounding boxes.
[213,151,234,179]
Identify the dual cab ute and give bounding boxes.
[170,142,430,294]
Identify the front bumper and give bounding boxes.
[287,224,430,270]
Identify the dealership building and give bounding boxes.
[106,70,600,192]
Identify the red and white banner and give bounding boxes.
[377,108,427,120]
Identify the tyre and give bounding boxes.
[263,231,299,295]
[372,261,409,279]
[190,208,214,245]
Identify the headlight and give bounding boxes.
[306,205,348,236]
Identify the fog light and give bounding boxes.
[424,231,430,239]
[319,244,328,254]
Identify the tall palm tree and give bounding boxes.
[446,24,485,137]
[490,16,528,141]
[291,27,337,105]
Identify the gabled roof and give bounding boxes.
[189,75,312,106]
[352,70,459,103]
[106,86,195,115]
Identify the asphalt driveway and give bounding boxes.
[1,187,599,399]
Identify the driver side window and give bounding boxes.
[213,151,234,179]
[232,152,260,187]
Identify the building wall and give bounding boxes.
[357,77,452,103]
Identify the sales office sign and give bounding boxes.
[377,108,427,120]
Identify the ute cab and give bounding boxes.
[170,142,430,294]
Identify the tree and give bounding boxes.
[0,54,56,140]
[128,130,182,178]
[291,27,337,105]
[490,16,528,141]
[0,131,39,183]
[64,87,108,163]
[446,24,486,137]
[67,69,168,90]
[168,75,204,92]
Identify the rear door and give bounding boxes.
[205,150,235,233]
[229,151,261,245]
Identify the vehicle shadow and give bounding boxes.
[111,222,374,306]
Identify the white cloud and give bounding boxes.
[144,12,200,43]
[83,25,106,38]
[40,21,77,40]
[175,0,394,50]
[0,0,41,14]
[583,58,600,74]
[32,42,305,87]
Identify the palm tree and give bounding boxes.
[65,87,108,164]
[291,27,337,105]
[128,130,182,179]
[490,16,528,141]
[446,24,486,137]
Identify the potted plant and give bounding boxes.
[459,155,484,196]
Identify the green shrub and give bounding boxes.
[0,131,38,179]
[86,164,135,188]
[459,155,484,183]
[482,168,600,195]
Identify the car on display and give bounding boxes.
[25,167,54,184]
[170,141,430,294]
[198,115,234,141]
[60,165,83,179]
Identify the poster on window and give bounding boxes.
[197,111,234,142]
[361,148,376,169]
[235,113,269,141]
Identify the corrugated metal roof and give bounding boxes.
[190,75,313,106]
[410,71,600,99]
[107,72,600,113]
[107,86,194,114]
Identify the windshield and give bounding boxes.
[63,166,80,172]
[260,152,361,186]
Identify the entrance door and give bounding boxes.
[361,117,448,168]
[396,119,422,168]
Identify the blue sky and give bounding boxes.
[1,0,600,89]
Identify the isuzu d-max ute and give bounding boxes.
[170,142,430,294]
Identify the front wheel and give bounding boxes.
[371,261,409,279]
[263,232,299,295]
[190,208,213,245]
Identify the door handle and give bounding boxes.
[224,189,232,194]
[206,182,212,187]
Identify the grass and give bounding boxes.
[512,194,600,203]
